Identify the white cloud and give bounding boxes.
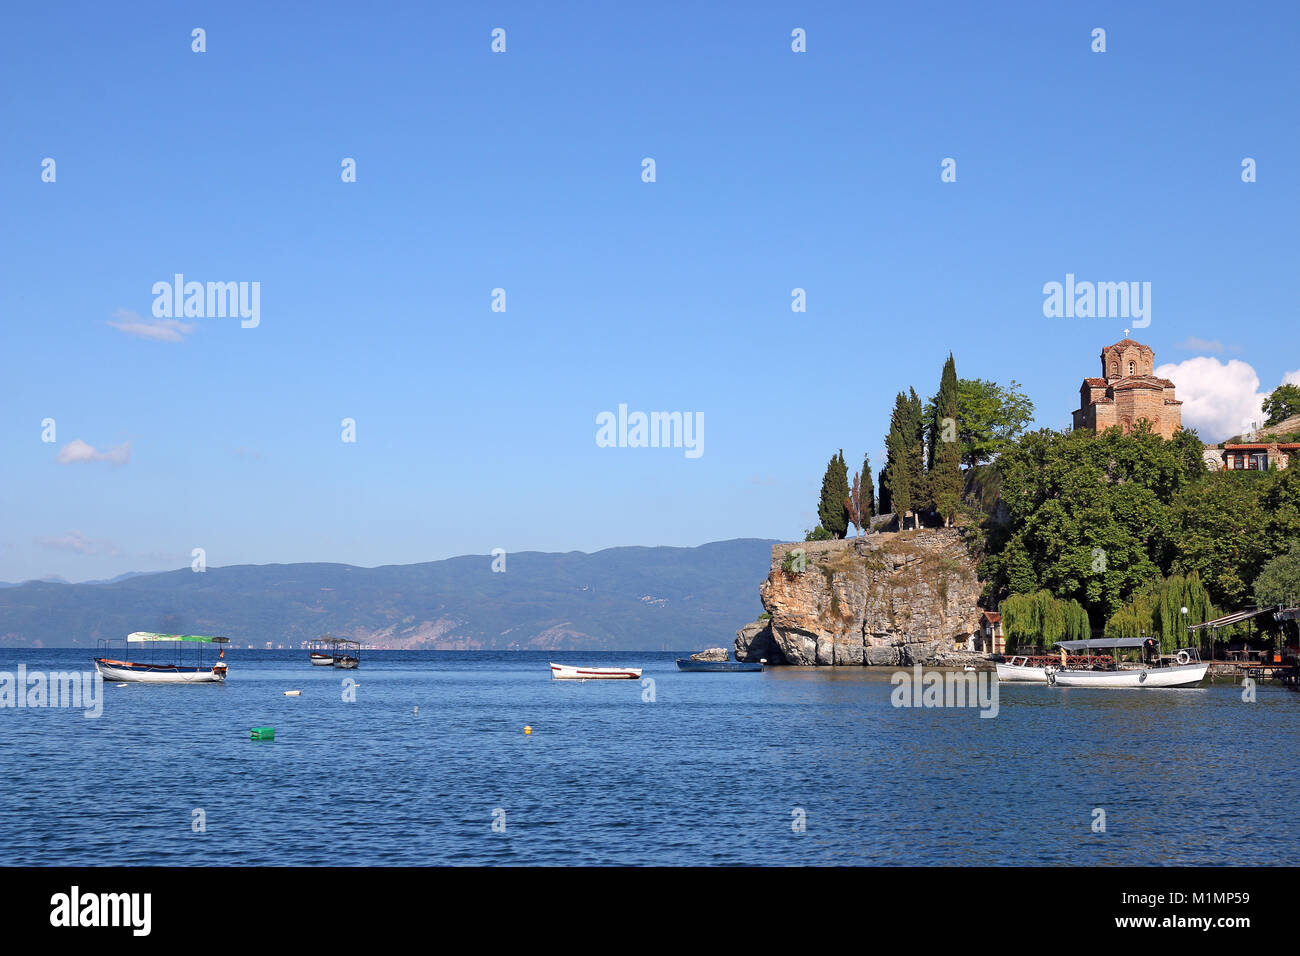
[55,439,131,465]
[34,531,118,556]
[1285,368,1300,387]
[1173,336,1231,355]
[106,309,195,342]
[1156,357,1272,442]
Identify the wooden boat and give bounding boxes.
[1048,639,1207,688]
[94,632,229,684]
[308,636,362,668]
[995,656,1055,683]
[549,662,642,680]
[675,659,763,672]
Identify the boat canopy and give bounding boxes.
[314,637,361,647]
[127,632,230,644]
[1054,637,1152,651]
[1186,607,1277,631]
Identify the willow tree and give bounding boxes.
[1001,590,1090,650]
[1105,572,1217,653]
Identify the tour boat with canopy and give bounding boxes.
[94,632,230,683]
[1047,637,1207,688]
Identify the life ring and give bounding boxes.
[1176,651,1191,666]
[1139,670,1148,683]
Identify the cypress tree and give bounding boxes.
[930,353,963,525]
[885,393,915,528]
[906,388,927,523]
[862,454,875,519]
[817,449,851,539]
[877,464,891,516]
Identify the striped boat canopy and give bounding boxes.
[127,632,230,644]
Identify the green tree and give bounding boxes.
[928,354,963,525]
[877,464,891,516]
[817,449,850,539]
[862,454,875,519]
[1105,573,1217,653]
[885,394,916,528]
[1166,472,1273,608]
[1263,384,1300,427]
[1000,590,1090,650]
[1255,542,1300,607]
[937,378,1036,468]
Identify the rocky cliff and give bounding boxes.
[735,529,983,666]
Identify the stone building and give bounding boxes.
[1072,338,1183,439]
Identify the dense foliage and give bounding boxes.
[1263,383,1300,427]
[1255,542,1300,607]
[983,423,1300,626]
[1104,573,1217,653]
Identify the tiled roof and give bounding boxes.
[1110,375,1175,391]
[1083,377,1107,387]
[1103,338,1151,352]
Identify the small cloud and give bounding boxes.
[231,446,264,460]
[1174,336,1227,354]
[1284,369,1300,387]
[34,531,118,556]
[106,309,195,342]
[55,439,131,465]
[748,474,777,486]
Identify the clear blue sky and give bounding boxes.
[3,1,1297,581]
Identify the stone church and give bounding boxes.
[1072,338,1183,439]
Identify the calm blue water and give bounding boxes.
[0,648,1294,865]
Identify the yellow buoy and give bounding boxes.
[524,725,532,735]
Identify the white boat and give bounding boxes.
[309,652,333,666]
[549,662,642,680]
[1047,639,1207,689]
[1051,663,1208,688]
[94,632,229,684]
[995,656,1055,683]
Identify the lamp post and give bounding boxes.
[1181,606,1190,661]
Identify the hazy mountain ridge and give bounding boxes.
[0,539,776,650]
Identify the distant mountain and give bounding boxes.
[0,539,777,651]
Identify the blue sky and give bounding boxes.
[3,1,1298,581]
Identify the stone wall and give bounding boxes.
[734,529,983,666]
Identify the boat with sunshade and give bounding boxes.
[93,632,230,683]
[549,662,642,680]
[1047,637,1207,688]
[307,636,361,668]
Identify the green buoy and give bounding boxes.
[250,726,275,741]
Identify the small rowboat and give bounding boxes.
[309,653,334,666]
[549,662,642,680]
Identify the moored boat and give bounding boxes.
[675,659,763,672]
[309,652,333,666]
[94,632,229,684]
[995,655,1055,683]
[549,662,642,680]
[1047,638,1207,689]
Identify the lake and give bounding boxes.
[0,648,1292,865]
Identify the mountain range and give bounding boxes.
[0,539,776,650]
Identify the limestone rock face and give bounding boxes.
[755,529,982,667]
[733,618,787,664]
[690,646,731,662]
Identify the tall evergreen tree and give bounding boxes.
[877,464,891,516]
[906,388,927,522]
[885,393,915,528]
[862,454,875,519]
[929,353,963,525]
[817,449,851,538]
